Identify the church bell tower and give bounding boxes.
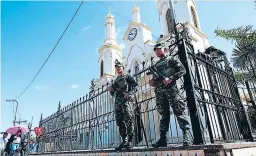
[157,0,210,53]
[97,11,122,85]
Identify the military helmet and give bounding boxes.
[115,59,124,67]
[154,43,165,51]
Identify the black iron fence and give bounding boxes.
[37,66,188,152]
[234,49,256,137]
[35,30,254,153]
[178,40,253,143]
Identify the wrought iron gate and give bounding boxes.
[237,79,256,137]
[177,39,254,144]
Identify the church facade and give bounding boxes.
[96,0,210,87]
[38,0,242,152]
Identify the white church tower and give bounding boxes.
[122,4,155,75]
[97,12,122,86]
[157,0,210,53]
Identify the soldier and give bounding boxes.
[149,43,191,147]
[107,60,138,150]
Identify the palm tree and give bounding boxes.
[234,71,255,84]
[231,39,256,70]
[214,25,256,79]
[215,25,256,44]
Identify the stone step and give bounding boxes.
[30,142,256,156]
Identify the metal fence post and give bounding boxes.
[178,39,204,145]
[245,80,256,109]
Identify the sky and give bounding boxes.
[1,0,255,132]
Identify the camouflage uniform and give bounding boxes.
[151,43,191,147]
[110,61,138,150]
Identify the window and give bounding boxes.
[133,60,140,82]
[166,9,174,33]
[100,60,104,77]
[134,60,139,75]
[191,6,198,28]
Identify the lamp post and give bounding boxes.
[6,99,19,126]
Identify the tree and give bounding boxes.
[214,2,256,71]
[234,71,256,83]
[214,25,256,77]
[215,25,256,43]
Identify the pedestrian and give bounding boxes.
[0,132,8,152]
[149,43,191,147]
[107,60,138,150]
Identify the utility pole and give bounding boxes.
[6,99,19,126]
[27,116,33,155]
[14,118,27,125]
[28,116,33,131]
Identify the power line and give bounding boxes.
[17,111,23,119]
[12,101,15,118]
[14,0,84,100]
[98,1,160,40]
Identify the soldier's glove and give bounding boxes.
[163,77,173,86]
[124,94,131,100]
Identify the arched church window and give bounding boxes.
[133,60,140,83]
[166,9,174,33]
[133,60,139,75]
[191,6,198,28]
[100,60,104,77]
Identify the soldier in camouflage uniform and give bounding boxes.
[107,60,138,150]
[149,43,191,147]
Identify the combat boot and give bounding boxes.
[115,136,128,151]
[125,135,133,149]
[182,129,192,146]
[152,131,167,148]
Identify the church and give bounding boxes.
[39,0,232,151]
[95,0,210,87]
[37,0,256,152]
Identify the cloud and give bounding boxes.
[78,25,91,36]
[70,84,79,89]
[116,26,127,42]
[81,25,91,31]
[120,43,125,49]
[35,85,51,90]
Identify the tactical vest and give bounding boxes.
[113,74,129,93]
[154,57,175,79]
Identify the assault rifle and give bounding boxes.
[147,65,174,87]
[146,64,165,80]
[110,81,149,148]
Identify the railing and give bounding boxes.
[180,40,253,143]
[35,25,254,153]
[37,65,187,152]
[234,49,256,136]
